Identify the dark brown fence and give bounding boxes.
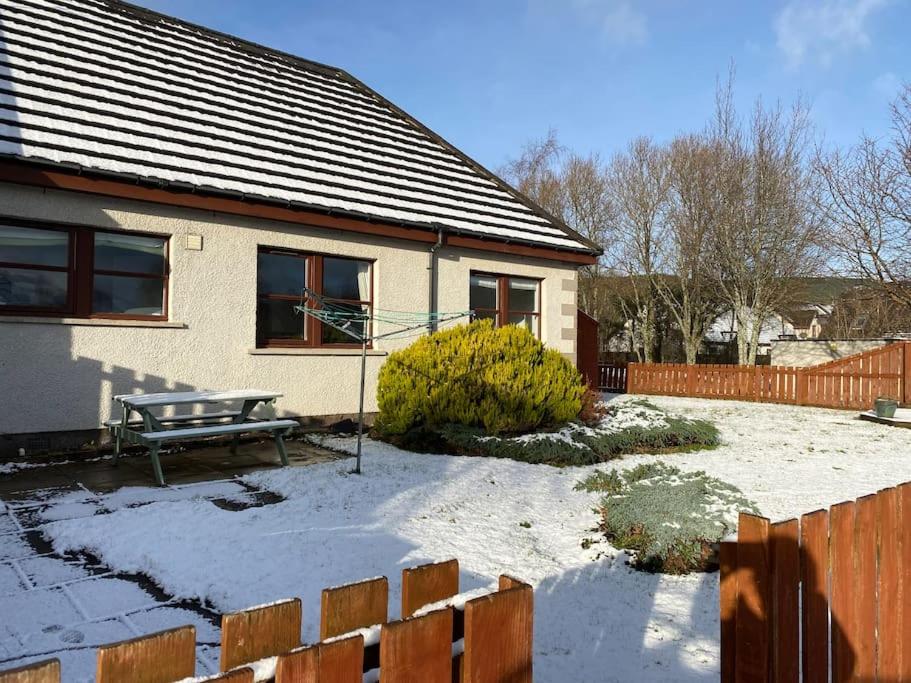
[721,483,911,682]
[598,363,628,392]
[626,341,910,410]
[0,559,533,683]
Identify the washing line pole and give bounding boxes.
[355,334,367,474]
[295,286,471,475]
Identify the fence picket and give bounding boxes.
[320,576,389,640]
[877,487,902,680]
[770,519,799,683]
[734,514,771,683]
[220,598,302,671]
[401,559,459,618]
[379,609,453,683]
[830,502,857,683]
[463,581,533,683]
[96,625,196,683]
[0,659,60,683]
[853,495,878,679]
[719,541,738,683]
[800,509,829,683]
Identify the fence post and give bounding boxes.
[686,364,696,395]
[903,343,911,406]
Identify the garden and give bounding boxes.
[5,322,911,681]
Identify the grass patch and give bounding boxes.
[383,399,720,466]
[581,462,758,573]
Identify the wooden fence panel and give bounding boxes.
[220,598,302,671]
[320,576,388,640]
[598,363,628,392]
[401,559,459,618]
[800,510,829,683]
[275,645,319,683]
[628,341,909,410]
[0,660,60,683]
[463,581,533,683]
[725,484,911,682]
[379,609,453,683]
[96,625,196,683]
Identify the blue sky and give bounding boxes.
[138,0,909,170]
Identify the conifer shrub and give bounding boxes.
[375,320,584,436]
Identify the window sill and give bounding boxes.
[249,347,388,357]
[0,316,186,329]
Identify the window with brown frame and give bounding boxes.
[256,247,372,348]
[0,220,168,319]
[469,272,540,337]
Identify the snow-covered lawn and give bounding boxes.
[4,395,911,681]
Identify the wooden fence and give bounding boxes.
[0,559,533,683]
[721,483,911,682]
[598,363,629,393]
[625,341,911,410]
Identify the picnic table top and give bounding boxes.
[113,389,282,408]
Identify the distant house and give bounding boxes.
[0,0,600,453]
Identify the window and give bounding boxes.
[0,221,168,319]
[256,247,372,347]
[469,272,540,337]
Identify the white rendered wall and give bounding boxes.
[0,183,580,435]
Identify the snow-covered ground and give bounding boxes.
[3,395,911,681]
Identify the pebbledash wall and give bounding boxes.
[0,183,579,455]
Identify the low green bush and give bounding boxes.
[375,320,584,436]
[580,462,758,573]
[435,400,719,466]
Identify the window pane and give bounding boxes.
[258,252,307,296]
[257,298,306,340]
[92,274,164,315]
[508,278,538,313]
[508,312,537,334]
[473,310,498,325]
[321,302,369,344]
[0,267,67,308]
[94,232,166,274]
[0,226,68,267]
[470,274,497,310]
[322,257,370,301]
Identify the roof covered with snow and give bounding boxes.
[0,0,599,255]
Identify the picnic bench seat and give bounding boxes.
[109,390,294,486]
[103,411,242,428]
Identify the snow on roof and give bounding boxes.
[0,0,599,255]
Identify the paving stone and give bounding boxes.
[128,605,220,643]
[0,587,83,640]
[18,555,92,588]
[66,577,159,619]
[0,533,32,562]
[0,561,25,595]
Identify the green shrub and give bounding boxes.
[582,462,758,573]
[438,401,719,466]
[375,320,584,436]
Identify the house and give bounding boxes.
[0,0,600,455]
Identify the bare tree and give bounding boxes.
[710,79,823,364]
[817,84,911,311]
[605,137,670,362]
[500,131,614,324]
[654,134,725,363]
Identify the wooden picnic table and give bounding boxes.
[109,389,296,486]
